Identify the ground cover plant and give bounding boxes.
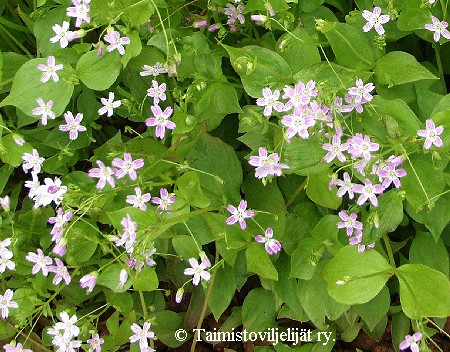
[0,0,450,351]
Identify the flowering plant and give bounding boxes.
[0,0,449,351]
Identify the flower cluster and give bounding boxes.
[88,153,144,189]
[337,211,374,252]
[0,289,18,319]
[48,311,81,350]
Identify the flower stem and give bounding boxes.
[382,234,395,268]
[190,249,219,352]
[434,43,447,93]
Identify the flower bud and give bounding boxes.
[175,287,184,303]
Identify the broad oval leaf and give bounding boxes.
[224,44,292,97]
[322,246,394,305]
[76,50,122,90]
[242,288,277,332]
[396,264,450,319]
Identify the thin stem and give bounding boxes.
[183,221,201,252]
[190,249,219,352]
[286,178,308,208]
[0,23,33,58]
[400,144,430,206]
[382,234,396,268]
[7,321,52,352]
[434,44,447,92]
[0,77,14,88]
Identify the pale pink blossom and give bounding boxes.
[145,105,176,139]
[255,227,282,255]
[59,111,87,140]
[147,80,167,104]
[184,258,211,285]
[32,98,55,125]
[417,119,444,149]
[88,160,116,189]
[362,7,390,35]
[98,92,121,117]
[112,153,144,181]
[26,248,53,276]
[104,30,130,55]
[37,56,63,83]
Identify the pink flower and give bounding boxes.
[151,188,176,212]
[79,272,98,293]
[399,332,422,352]
[126,187,151,210]
[377,158,407,189]
[340,94,366,113]
[48,208,73,236]
[104,30,130,55]
[347,133,379,161]
[255,227,282,255]
[112,153,144,181]
[49,258,71,285]
[129,322,155,351]
[417,119,444,149]
[322,135,349,163]
[352,179,385,207]
[362,7,390,35]
[115,214,137,253]
[281,108,315,140]
[67,0,90,27]
[88,160,116,189]
[425,16,450,42]
[337,210,363,236]
[145,105,176,139]
[32,98,55,125]
[59,111,87,140]
[26,248,53,276]
[347,79,375,104]
[37,56,63,83]
[0,289,18,319]
[98,92,121,117]
[147,80,167,104]
[282,81,316,111]
[226,199,255,230]
[87,333,104,352]
[251,14,268,23]
[256,88,284,117]
[248,147,289,179]
[175,287,184,303]
[184,258,211,285]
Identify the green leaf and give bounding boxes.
[318,21,374,70]
[306,171,342,209]
[353,286,390,331]
[367,190,404,243]
[187,133,243,204]
[290,238,325,280]
[276,28,321,74]
[76,50,122,90]
[193,82,242,131]
[396,264,450,319]
[401,154,447,211]
[297,261,349,330]
[172,235,199,261]
[223,44,292,97]
[133,266,159,291]
[175,172,211,208]
[152,311,186,348]
[311,215,341,251]
[246,242,278,280]
[371,96,422,137]
[300,0,325,12]
[374,51,438,86]
[284,135,329,176]
[242,288,277,332]
[209,263,237,320]
[391,312,411,352]
[0,134,32,167]
[409,232,449,277]
[33,6,67,56]
[0,52,28,94]
[65,221,98,266]
[97,264,132,293]
[106,206,157,231]
[397,6,431,31]
[322,246,394,305]
[0,58,74,118]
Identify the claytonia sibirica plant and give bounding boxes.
[2,0,450,350]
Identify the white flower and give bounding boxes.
[129,322,155,351]
[126,187,151,211]
[183,258,211,285]
[362,7,390,35]
[37,56,64,83]
[117,269,128,289]
[0,289,18,319]
[22,149,45,175]
[55,311,80,340]
[32,98,56,125]
[98,92,121,117]
[33,177,67,208]
[140,62,166,77]
[50,21,77,48]
[425,16,450,42]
